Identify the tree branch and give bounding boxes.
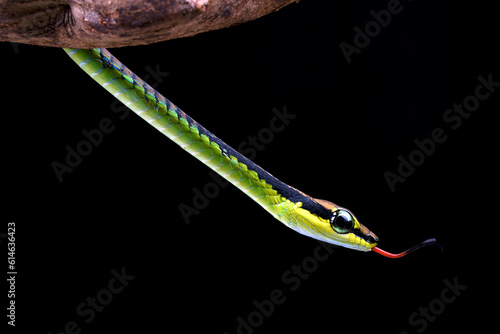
[0,0,298,48]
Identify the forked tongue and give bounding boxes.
[371,238,441,259]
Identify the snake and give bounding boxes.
[64,48,438,258]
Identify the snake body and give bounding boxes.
[64,48,381,252]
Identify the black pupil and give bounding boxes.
[332,211,353,233]
[335,215,349,229]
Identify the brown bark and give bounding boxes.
[0,0,298,48]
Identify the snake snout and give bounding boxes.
[359,223,379,244]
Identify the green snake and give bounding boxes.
[64,48,437,258]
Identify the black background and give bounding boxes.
[2,0,498,333]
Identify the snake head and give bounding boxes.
[290,198,379,251]
[300,198,440,258]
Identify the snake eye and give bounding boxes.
[330,210,354,234]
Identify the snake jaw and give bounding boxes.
[359,223,379,244]
[303,197,379,251]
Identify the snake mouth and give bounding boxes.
[354,223,379,245]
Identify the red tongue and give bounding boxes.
[371,238,441,259]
